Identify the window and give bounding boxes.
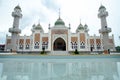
[80,42,85,49]
[71,42,73,49]
[34,42,39,49]
[90,45,94,52]
[105,26,107,28]
[74,42,77,49]
[71,42,77,49]
[97,44,101,49]
[42,42,48,49]
[25,44,30,49]
[19,44,23,49]
[90,45,94,49]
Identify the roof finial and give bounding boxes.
[59,8,61,19]
[48,23,51,29]
[38,19,40,24]
[101,0,104,6]
[69,23,71,29]
[100,2,102,6]
[80,18,81,24]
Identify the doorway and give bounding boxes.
[53,38,66,51]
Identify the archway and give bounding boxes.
[53,38,66,51]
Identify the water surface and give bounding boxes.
[0,55,120,80]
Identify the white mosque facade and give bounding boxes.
[5,5,116,53]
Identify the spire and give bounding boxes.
[38,19,40,24]
[69,23,71,29]
[58,8,61,19]
[100,0,104,6]
[54,8,65,26]
[80,18,81,24]
[100,1,102,6]
[18,3,20,7]
[48,23,51,29]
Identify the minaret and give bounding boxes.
[9,5,22,52]
[98,5,111,54]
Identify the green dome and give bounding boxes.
[34,23,42,30]
[55,18,65,26]
[78,23,84,30]
[84,24,88,29]
[32,24,35,27]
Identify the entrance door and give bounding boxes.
[53,38,66,51]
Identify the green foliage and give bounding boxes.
[40,51,45,54]
[116,46,120,52]
[74,49,79,54]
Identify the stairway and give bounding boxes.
[49,51,69,55]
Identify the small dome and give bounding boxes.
[84,24,88,29]
[14,5,21,10]
[77,23,84,30]
[55,18,65,26]
[34,23,43,30]
[32,24,35,27]
[76,23,84,32]
[99,5,106,10]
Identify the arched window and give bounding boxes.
[97,44,101,49]
[25,44,30,49]
[42,42,48,49]
[80,42,85,49]
[19,44,23,49]
[90,45,94,52]
[34,41,39,49]
[90,45,94,49]
[71,42,77,49]
[74,42,77,49]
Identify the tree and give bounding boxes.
[116,46,120,52]
[74,49,79,54]
[41,47,45,54]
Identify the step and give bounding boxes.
[49,51,69,55]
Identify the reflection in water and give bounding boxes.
[0,59,120,80]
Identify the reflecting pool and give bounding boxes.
[0,55,120,80]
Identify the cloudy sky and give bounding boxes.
[0,0,120,46]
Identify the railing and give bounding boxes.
[99,27,111,33]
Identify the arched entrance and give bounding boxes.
[53,38,66,51]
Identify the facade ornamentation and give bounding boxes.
[5,5,116,53]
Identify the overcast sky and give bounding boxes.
[0,0,120,46]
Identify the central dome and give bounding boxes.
[55,17,65,26]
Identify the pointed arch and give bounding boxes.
[53,37,66,51]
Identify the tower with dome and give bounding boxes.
[5,5,116,54]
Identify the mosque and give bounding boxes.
[5,5,116,53]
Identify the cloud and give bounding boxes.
[19,0,59,35]
[0,0,120,46]
[41,0,60,11]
